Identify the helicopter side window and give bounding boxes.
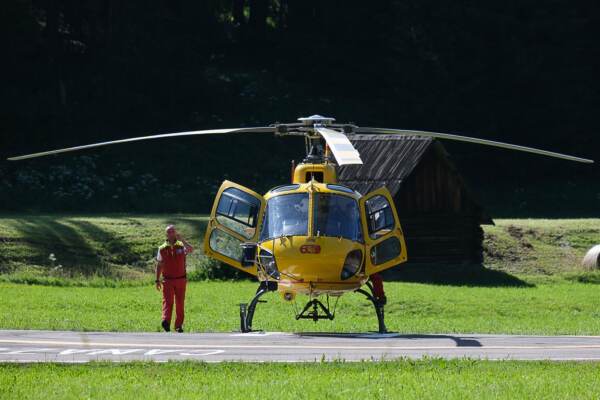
[216,188,260,239]
[209,228,243,262]
[326,184,356,194]
[370,236,401,265]
[270,184,300,194]
[259,193,309,240]
[365,195,395,239]
[313,194,363,242]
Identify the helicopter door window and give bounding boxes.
[365,195,395,239]
[370,236,402,265]
[313,194,363,242]
[260,193,309,240]
[216,188,260,239]
[209,228,244,262]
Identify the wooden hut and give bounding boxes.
[338,135,493,265]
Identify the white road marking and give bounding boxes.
[0,347,226,357]
[0,348,56,355]
[143,349,181,356]
[59,349,94,355]
[179,350,225,356]
[87,349,143,355]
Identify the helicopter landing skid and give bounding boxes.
[295,298,336,322]
[355,282,388,334]
[239,281,387,333]
[239,281,277,333]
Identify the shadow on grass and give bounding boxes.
[169,217,209,238]
[6,216,141,276]
[564,272,600,285]
[68,220,140,265]
[8,217,97,268]
[381,263,534,288]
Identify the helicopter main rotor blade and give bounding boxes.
[7,127,277,161]
[315,127,363,165]
[356,127,594,164]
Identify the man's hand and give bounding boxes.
[176,232,194,254]
[155,280,162,291]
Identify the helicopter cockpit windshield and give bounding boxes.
[314,194,362,242]
[260,193,309,240]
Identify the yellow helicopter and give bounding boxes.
[8,115,594,333]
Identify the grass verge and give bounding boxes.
[1,360,600,399]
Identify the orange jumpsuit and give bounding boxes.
[157,240,188,329]
[370,273,385,299]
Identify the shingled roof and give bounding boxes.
[338,134,493,224]
[337,135,434,195]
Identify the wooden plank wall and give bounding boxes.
[393,145,486,264]
[398,216,484,264]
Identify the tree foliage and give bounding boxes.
[1,0,598,213]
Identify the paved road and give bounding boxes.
[1,330,600,363]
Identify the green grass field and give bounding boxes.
[0,215,599,334]
[1,279,600,334]
[1,215,599,399]
[2,360,600,399]
[0,215,598,282]
[0,214,213,281]
[484,219,600,275]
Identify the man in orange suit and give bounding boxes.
[155,225,194,332]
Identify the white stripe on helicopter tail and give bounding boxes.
[316,127,363,165]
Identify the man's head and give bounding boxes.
[165,225,177,242]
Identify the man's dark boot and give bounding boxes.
[161,320,170,332]
[175,326,183,333]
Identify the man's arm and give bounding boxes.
[177,234,194,254]
[155,249,163,291]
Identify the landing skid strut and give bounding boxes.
[355,281,388,333]
[295,297,337,322]
[239,281,277,333]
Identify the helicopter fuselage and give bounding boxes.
[258,182,368,299]
[203,161,408,302]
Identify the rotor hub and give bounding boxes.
[297,115,336,126]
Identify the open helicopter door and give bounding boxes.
[359,187,408,275]
[204,180,265,276]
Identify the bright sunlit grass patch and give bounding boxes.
[1,360,600,400]
[1,279,600,335]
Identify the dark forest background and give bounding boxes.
[1,0,598,216]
